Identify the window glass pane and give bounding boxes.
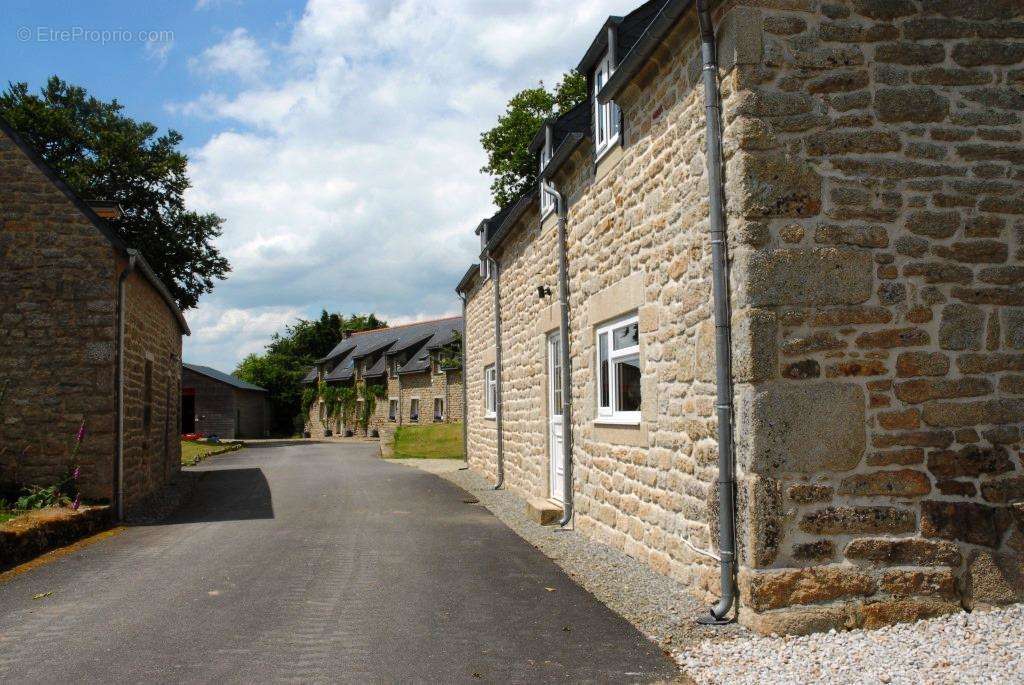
[598,332,609,408]
[615,353,641,412]
[612,321,638,350]
[611,102,621,137]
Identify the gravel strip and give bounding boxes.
[679,603,1024,685]
[419,463,1024,685]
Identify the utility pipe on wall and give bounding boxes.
[541,179,574,527]
[696,0,737,626]
[115,251,138,521]
[457,291,469,469]
[491,257,505,489]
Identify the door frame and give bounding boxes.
[547,331,564,502]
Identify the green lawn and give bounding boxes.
[181,440,217,466]
[392,423,464,459]
[0,509,20,525]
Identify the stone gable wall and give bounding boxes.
[463,0,1024,634]
[0,132,120,501]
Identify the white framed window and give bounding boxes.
[410,398,420,422]
[595,313,641,425]
[593,52,621,159]
[388,358,398,378]
[539,136,554,217]
[433,397,444,422]
[484,364,497,418]
[388,398,398,422]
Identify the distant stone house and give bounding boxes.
[457,0,1024,635]
[181,363,268,439]
[304,318,464,439]
[0,116,190,519]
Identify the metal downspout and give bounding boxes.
[115,252,138,521]
[696,0,737,626]
[542,180,574,527]
[458,291,470,470]
[491,257,505,489]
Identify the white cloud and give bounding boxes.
[189,28,270,82]
[181,0,632,371]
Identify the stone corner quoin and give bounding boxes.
[459,0,1024,636]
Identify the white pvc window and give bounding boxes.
[593,51,621,159]
[539,136,554,217]
[388,398,398,422]
[484,364,497,418]
[434,397,444,422]
[596,314,641,424]
[410,398,420,422]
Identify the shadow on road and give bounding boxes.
[159,468,274,524]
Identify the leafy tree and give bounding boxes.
[234,311,386,435]
[479,71,587,208]
[0,76,230,310]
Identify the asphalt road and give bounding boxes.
[0,443,676,683]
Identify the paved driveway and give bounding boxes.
[0,443,676,683]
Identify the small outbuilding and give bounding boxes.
[182,364,268,439]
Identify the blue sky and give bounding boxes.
[3,0,631,372]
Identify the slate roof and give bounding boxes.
[183,363,266,392]
[301,367,318,385]
[577,0,671,74]
[314,317,464,383]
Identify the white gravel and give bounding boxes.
[679,603,1024,684]
[404,461,1024,685]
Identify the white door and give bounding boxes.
[548,332,565,502]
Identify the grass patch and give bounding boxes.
[0,510,21,525]
[181,440,243,466]
[392,423,464,459]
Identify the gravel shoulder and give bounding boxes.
[403,460,1024,685]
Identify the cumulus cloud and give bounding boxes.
[180,0,630,371]
[189,28,270,82]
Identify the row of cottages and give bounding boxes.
[456,0,1024,635]
[304,317,464,440]
[0,117,189,519]
[181,363,269,439]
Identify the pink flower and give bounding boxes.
[75,423,86,442]
[71,494,81,511]
[72,466,80,480]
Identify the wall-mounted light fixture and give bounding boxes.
[537,285,552,300]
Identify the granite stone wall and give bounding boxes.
[0,131,119,500]
[121,268,182,516]
[0,127,183,513]
[462,0,1024,634]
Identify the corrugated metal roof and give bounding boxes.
[183,363,266,392]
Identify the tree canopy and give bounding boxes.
[234,311,386,435]
[0,76,230,310]
[479,71,587,209]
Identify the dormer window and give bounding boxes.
[593,51,620,159]
[539,133,554,217]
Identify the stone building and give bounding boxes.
[304,317,464,440]
[457,0,1024,634]
[182,363,268,439]
[0,117,189,518]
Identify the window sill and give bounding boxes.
[594,417,641,427]
[484,413,497,421]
